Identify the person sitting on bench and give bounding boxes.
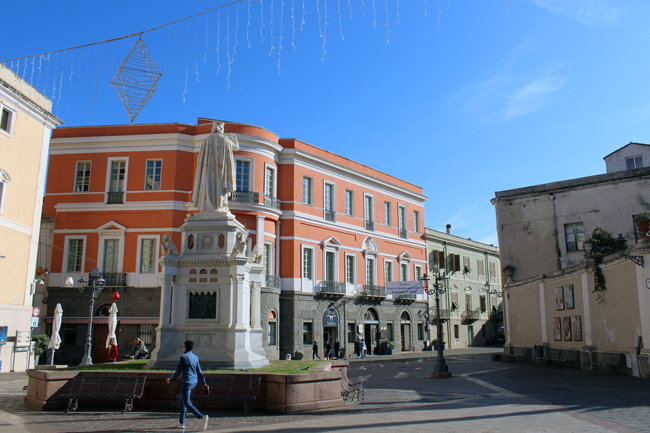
[125,337,149,359]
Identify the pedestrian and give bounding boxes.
[325,340,333,360]
[107,337,118,362]
[333,339,341,359]
[312,340,321,360]
[354,338,360,357]
[166,340,210,431]
[125,337,149,359]
[360,337,367,358]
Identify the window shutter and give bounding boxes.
[454,254,461,272]
[465,292,472,310]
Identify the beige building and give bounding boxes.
[425,226,502,348]
[493,152,650,378]
[0,64,62,372]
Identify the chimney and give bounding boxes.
[446,224,451,234]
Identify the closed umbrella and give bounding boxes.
[48,303,63,365]
[106,303,118,349]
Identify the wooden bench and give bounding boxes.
[537,348,562,365]
[193,376,261,415]
[61,376,146,414]
[556,350,579,367]
[338,367,364,403]
[591,352,621,374]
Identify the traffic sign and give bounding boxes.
[31,317,39,328]
[32,307,40,317]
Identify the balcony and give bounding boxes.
[461,308,481,322]
[106,191,124,204]
[324,210,336,222]
[430,308,451,322]
[230,191,281,210]
[361,285,386,300]
[395,293,417,304]
[365,220,374,231]
[398,228,408,239]
[318,281,346,296]
[490,310,503,321]
[264,275,281,289]
[89,272,127,288]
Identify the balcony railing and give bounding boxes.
[106,191,124,204]
[324,210,336,222]
[398,228,408,239]
[319,281,346,295]
[365,220,374,231]
[430,308,451,321]
[89,272,127,287]
[362,285,386,298]
[396,293,417,303]
[230,190,281,210]
[264,275,281,289]
[490,310,503,321]
[461,308,481,322]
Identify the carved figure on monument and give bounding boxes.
[248,245,263,264]
[199,234,214,250]
[232,232,247,255]
[160,233,179,257]
[192,121,239,213]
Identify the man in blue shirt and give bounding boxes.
[166,340,210,430]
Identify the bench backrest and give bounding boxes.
[200,377,262,399]
[69,376,146,398]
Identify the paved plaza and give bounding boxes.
[0,348,648,433]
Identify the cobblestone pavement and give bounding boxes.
[0,349,647,432]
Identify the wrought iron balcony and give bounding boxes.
[230,190,281,210]
[362,285,386,298]
[264,275,281,289]
[365,220,374,231]
[461,308,481,322]
[395,293,417,303]
[89,272,127,288]
[319,281,346,295]
[398,228,408,239]
[490,310,503,321]
[106,191,124,204]
[430,308,451,321]
[324,210,336,222]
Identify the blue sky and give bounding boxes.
[3,0,650,246]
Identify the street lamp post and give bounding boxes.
[66,273,106,366]
[421,265,451,379]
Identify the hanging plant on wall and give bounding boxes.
[585,227,619,304]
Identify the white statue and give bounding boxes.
[192,121,239,212]
[248,245,263,264]
[232,232,247,255]
[160,233,179,257]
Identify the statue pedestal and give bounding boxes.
[148,211,269,369]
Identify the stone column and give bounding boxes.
[580,269,594,347]
[149,257,177,363]
[275,220,281,276]
[251,281,262,331]
[256,215,265,250]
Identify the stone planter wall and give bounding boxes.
[25,367,344,413]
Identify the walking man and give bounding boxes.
[166,340,210,430]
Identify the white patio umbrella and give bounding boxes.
[48,303,63,365]
[106,302,118,349]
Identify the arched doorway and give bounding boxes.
[400,311,411,351]
[364,308,379,355]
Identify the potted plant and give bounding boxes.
[503,265,514,283]
[380,339,395,355]
[32,334,49,366]
[634,211,650,239]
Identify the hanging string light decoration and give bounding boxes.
[110,36,162,122]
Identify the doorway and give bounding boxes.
[468,325,474,346]
[364,324,378,355]
[400,311,411,352]
[323,326,336,358]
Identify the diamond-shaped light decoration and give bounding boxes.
[111,36,162,122]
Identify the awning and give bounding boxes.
[44,317,159,325]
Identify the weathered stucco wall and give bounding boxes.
[544,275,585,350]
[507,284,541,347]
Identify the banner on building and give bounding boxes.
[385,281,424,295]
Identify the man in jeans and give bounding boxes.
[166,340,210,430]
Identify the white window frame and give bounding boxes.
[384,260,393,283]
[235,157,255,192]
[0,102,16,138]
[268,310,278,346]
[0,169,10,214]
[136,235,159,274]
[323,180,336,212]
[302,176,313,205]
[264,163,277,197]
[399,252,411,281]
[74,161,92,193]
[301,245,316,280]
[398,204,407,231]
[413,210,420,234]
[63,235,88,274]
[97,222,126,274]
[364,193,374,222]
[322,242,339,283]
[366,256,377,286]
[345,253,356,284]
[384,201,391,226]
[414,265,423,282]
[345,190,354,216]
[144,159,162,191]
[264,241,274,276]
[105,157,130,203]
[626,156,644,170]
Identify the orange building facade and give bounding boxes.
[41,118,428,364]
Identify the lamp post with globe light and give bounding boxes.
[65,272,106,366]
[421,264,451,378]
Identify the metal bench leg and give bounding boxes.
[66,398,73,415]
[244,401,249,416]
[124,398,134,414]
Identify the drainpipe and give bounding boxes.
[550,193,562,271]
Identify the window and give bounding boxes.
[103,239,119,273]
[347,323,355,344]
[140,239,156,273]
[384,261,393,282]
[384,202,391,226]
[364,195,373,222]
[0,105,15,136]
[302,177,312,205]
[465,291,473,311]
[324,183,335,221]
[449,254,461,272]
[398,205,407,238]
[265,166,275,196]
[400,263,408,281]
[417,323,424,340]
[145,160,162,190]
[345,190,353,216]
[429,250,445,270]
[109,161,126,192]
[188,292,217,319]
[236,160,250,191]
[325,251,335,282]
[346,255,356,284]
[386,323,394,342]
[303,322,313,344]
[264,242,273,275]
[477,259,484,277]
[415,266,422,282]
[489,262,496,279]
[67,239,84,272]
[413,211,420,233]
[565,222,586,252]
[0,174,6,213]
[366,258,375,285]
[480,293,487,312]
[626,156,644,170]
[454,324,460,339]
[463,256,471,274]
[137,324,154,346]
[75,162,91,192]
[268,311,277,345]
[451,289,459,310]
[63,324,76,345]
[302,247,314,279]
